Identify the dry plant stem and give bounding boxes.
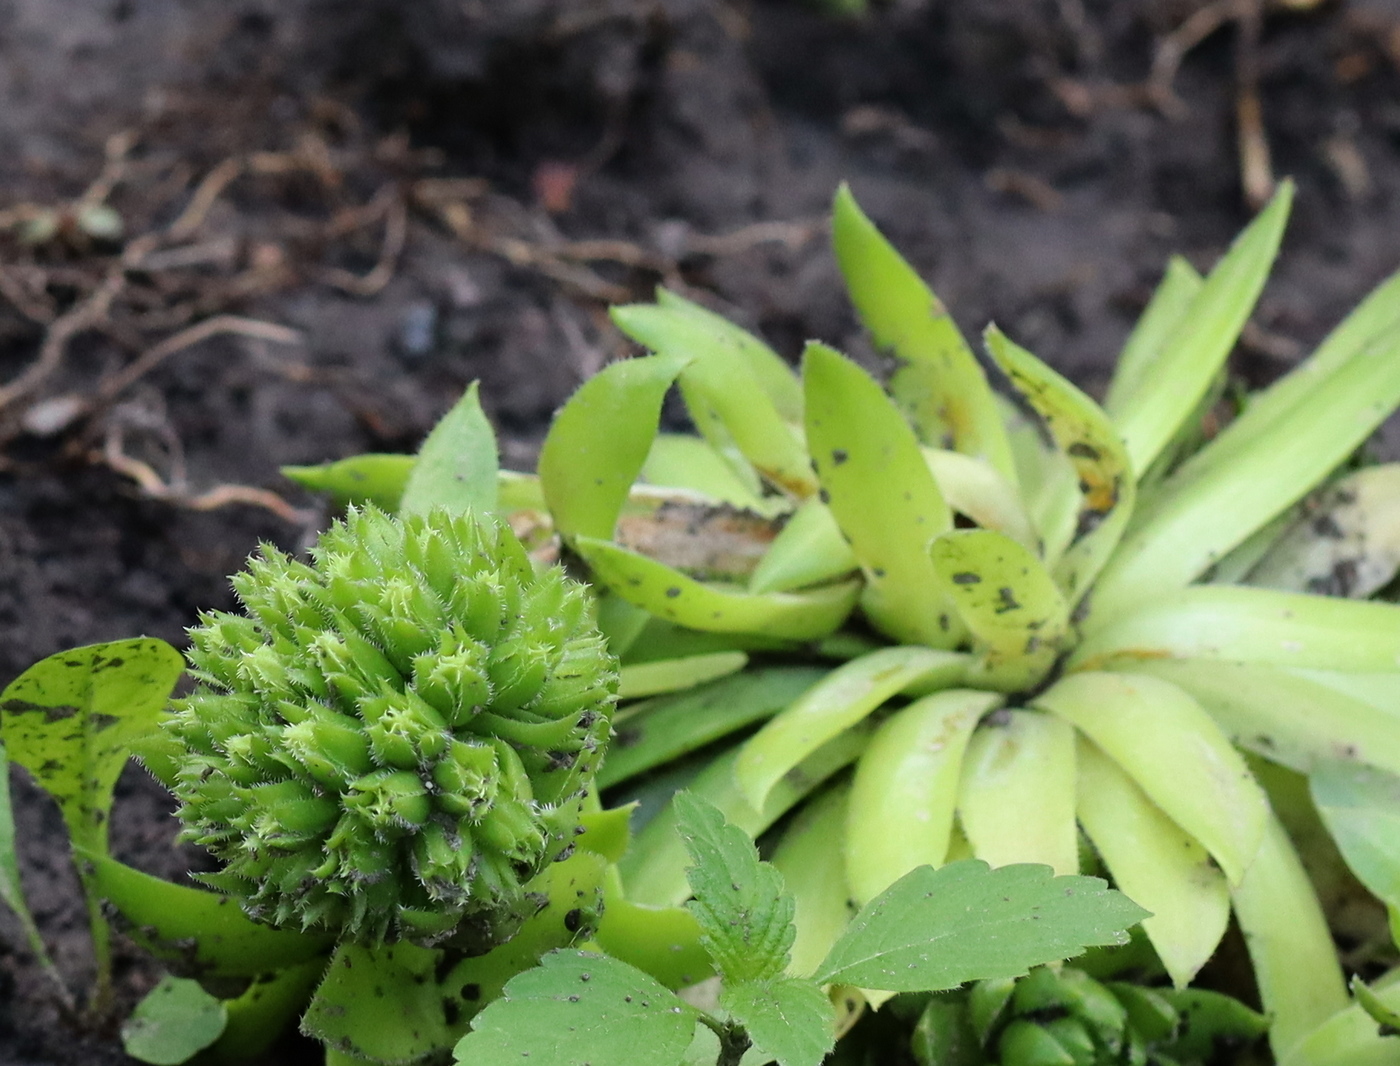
[317,185,407,296]
[1149,0,1240,116]
[1234,0,1276,208]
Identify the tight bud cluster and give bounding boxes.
[167,507,616,944]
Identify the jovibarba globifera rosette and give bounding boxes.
[166,506,617,947]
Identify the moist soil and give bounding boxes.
[1,1,1399,1062]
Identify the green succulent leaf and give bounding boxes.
[641,433,776,514]
[770,784,857,977]
[1104,255,1204,418]
[721,978,834,1066]
[601,667,825,789]
[812,860,1149,992]
[210,960,325,1064]
[747,498,859,595]
[674,791,796,983]
[400,381,499,516]
[539,352,690,540]
[1093,322,1400,626]
[831,184,1016,485]
[803,340,961,647]
[80,849,333,976]
[1310,760,1400,915]
[122,976,228,1066]
[929,529,1070,692]
[735,645,968,811]
[617,651,750,701]
[0,638,184,854]
[1351,977,1400,1035]
[983,327,1134,607]
[593,893,713,991]
[283,453,416,511]
[1109,181,1292,475]
[613,303,815,499]
[453,950,697,1066]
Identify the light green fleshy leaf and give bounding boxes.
[573,536,859,641]
[1093,322,1400,627]
[831,184,1016,486]
[735,646,969,811]
[929,529,1070,692]
[538,353,691,541]
[747,498,858,595]
[1109,182,1292,476]
[771,784,857,978]
[802,341,960,647]
[1310,760,1400,916]
[812,861,1148,992]
[923,448,1038,550]
[400,381,499,515]
[617,652,750,701]
[983,327,1134,607]
[1104,256,1204,418]
[641,433,778,515]
[282,453,416,511]
[602,667,825,789]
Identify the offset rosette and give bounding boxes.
[167,506,616,945]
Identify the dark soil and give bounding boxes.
[1,1,1398,1062]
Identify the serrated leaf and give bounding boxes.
[831,184,1016,485]
[601,667,825,789]
[80,849,333,976]
[929,529,1070,692]
[1310,759,1400,912]
[803,341,960,647]
[539,353,690,540]
[122,976,227,1066]
[399,381,499,515]
[983,327,1134,607]
[812,860,1148,992]
[674,791,796,984]
[0,638,184,854]
[722,977,834,1066]
[453,951,696,1066]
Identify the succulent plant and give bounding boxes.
[167,505,616,946]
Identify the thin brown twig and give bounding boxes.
[1148,0,1239,116]
[317,186,408,297]
[1234,0,1275,208]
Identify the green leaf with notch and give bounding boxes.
[812,860,1149,992]
[122,975,227,1066]
[983,327,1133,607]
[539,352,690,540]
[674,791,796,984]
[453,950,696,1066]
[929,529,1070,692]
[831,184,1016,486]
[1109,182,1291,475]
[803,341,960,647]
[400,381,499,516]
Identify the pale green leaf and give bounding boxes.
[747,498,858,595]
[617,652,750,701]
[453,950,695,1066]
[122,976,227,1066]
[1109,182,1292,475]
[1104,256,1204,417]
[929,529,1070,692]
[983,327,1134,607]
[674,791,796,983]
[642,433,776,514]
[601,667,825,789]
[722,978,834,1066]
[831,184,1016,485]
[539,353,690,540]
[812,860,1149,992]
[0,638,184,853]
[282,453,414,510]
[770,784,856,978]
[400,381,499,515]
[803,341,960,647]
[1310,759,1400,912]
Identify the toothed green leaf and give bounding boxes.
[674,792,796,984]
[400,380,499,515]
[812,860,1148,992]
[722,977,834,1066]
[832,184,1016,485]
[453,950,696,1066]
